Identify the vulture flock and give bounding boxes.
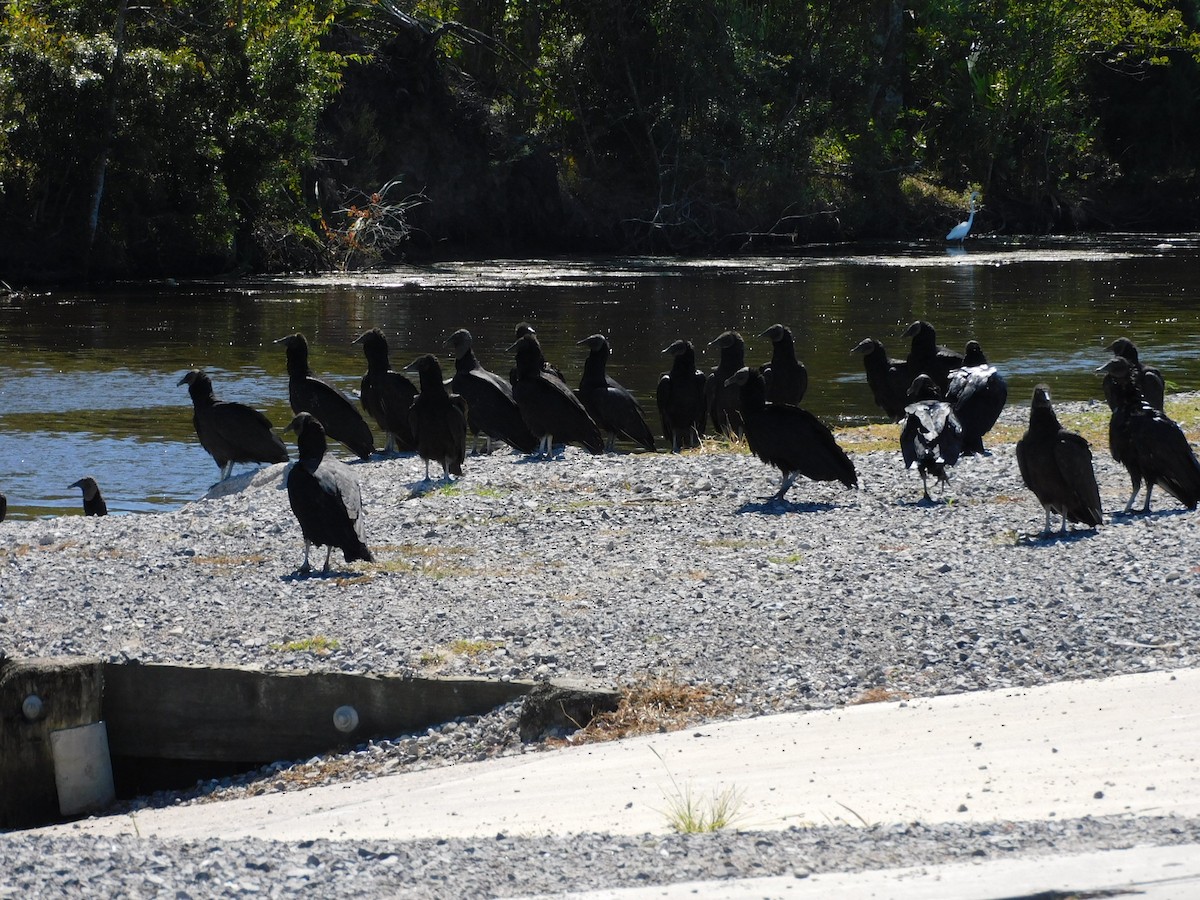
[7,320,1196,574]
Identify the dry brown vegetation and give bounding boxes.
[549,678,736,747]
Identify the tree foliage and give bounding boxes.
[0,0,344,277]
[0,0,1197,277]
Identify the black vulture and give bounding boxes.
[445,329,539,454]
[576,334,656,452]
[1103,338,1165,411]
[900,375,964,502]
[724,366,857,501]
[851,337,911,422]
[657,339,708,452]
[902,320,965,393]
[275,332,375,460]
[178,369,288,481]
[706,331,746,438]
[70,477,107,516]
[284,412,373,575]
[0,492,6,522]
[510,331,604,456]
[405,354,469,481]
[945,340,1008,454]
[1015,385,1103,534]
[758,324,808,406]
[1098,356,1200,513]
[509,322,567,386]
[353,328,418,453]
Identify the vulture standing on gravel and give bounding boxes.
[902,320,965,393]
[406,354,468,481]
[69,476,108,517]
[510,330,604,457]
[758,323,808,406]
[0,492,7,522]
[445,328,538,454]
[353,328,418,453]
[851,337,911,422]
[178,369,288,481]
[706,330,747,438]
[1098,356,1200,513]
[1102,338,1165,412]
[945,340,1008,454]
[509,322,567,386]
[275,332,375,460]
[900,375,963,502]
[725,366,857,501]
[657,339,708,452]
[1015,385,1103,535]
[284,412,373,575]
[576,334,656,452]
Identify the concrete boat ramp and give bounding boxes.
[18,667,1200,898]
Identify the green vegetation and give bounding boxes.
[3,1,1198,280]
[270,635,341,654]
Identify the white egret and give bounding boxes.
[946,191,980,243]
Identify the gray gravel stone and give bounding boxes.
[2,396,1199,894]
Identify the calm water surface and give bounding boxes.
[2,234,1199,517]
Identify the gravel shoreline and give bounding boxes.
[2,395,1199,895]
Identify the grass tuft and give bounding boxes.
[652,746,745,833]
[662,782,745,833]
[448,638,504,656]
[269,635,341,655]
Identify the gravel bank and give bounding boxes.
[2,396,1199,894]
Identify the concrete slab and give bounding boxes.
[542,843,1200,900]
[29,668,1200,843]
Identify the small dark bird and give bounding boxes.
[902,321,965,393]
[724,367,857,501]
[1103,338,1165,411]
[1015,385,1103,535]
[657,339,708,452]
[178,369,288,481]
[284,413,373,575]
[406,354,468,481]
[353,328,418,453]
[945,341,1008,454]
[901,375,964,502]
[577,334,656,452]
[851,337,911,422]
[70,477,107,517]
[0,492,7,522]
[758,324,808,406]
[706,331,746,438]
[510,331,604,456]
[1098,356,1200,514]
[509,322,567,386]
[445,329,538,454]
[275,332,375,460]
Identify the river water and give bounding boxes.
[1,234,1198,518]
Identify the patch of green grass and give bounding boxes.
[471,485,508,499]
[270,635,341,655]
[767,553,804,565]
[663,784,745,833]
[698,537,752,550]
[652,747,745,834]
[367,544,478,578]
[448,638,503,656]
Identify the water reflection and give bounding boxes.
[2,236,1199,517]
